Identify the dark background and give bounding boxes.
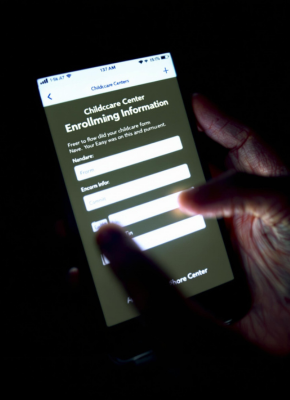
[4,1,290,395]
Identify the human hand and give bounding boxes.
[96,94,290,359]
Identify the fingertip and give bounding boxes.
[96,223,122,246]
[177,189,190,205]
[178,184,213,211]
[178,189,199,214]
[191,93,204,111]
[96,223,142,270]
[96,223,130,263]
[191,93,213,132]
[191,93,208,107]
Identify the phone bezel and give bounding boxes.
[35,47,251,364]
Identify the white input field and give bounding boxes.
[83,164,190,212]
[102,215,206,264]
[109,191,183,227]
[74,136,182,181]
[135,215,206,250]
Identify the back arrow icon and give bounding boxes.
[48,93,52,100]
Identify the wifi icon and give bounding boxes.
[139,60,143,64]
[66,74,72,78]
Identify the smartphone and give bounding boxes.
[36,52,250,363]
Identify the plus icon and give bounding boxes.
[163,68,168,73]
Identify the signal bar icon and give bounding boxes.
[40,78,48,85]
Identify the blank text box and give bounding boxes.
[75,136,182,181]
[83,164,190,211]
[109,191,182,226]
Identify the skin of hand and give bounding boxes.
[96,94,290,359]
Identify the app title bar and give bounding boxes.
[37,53,176,107]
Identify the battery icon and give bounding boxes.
[161,55,169,59]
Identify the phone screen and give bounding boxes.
[37,53,234,327]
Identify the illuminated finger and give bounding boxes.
[179,171,290,226]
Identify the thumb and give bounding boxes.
[179,171,290,227]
